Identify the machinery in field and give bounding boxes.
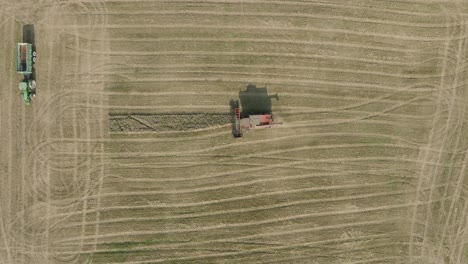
[233,109,281,137]
[232,84,282,137]
[16,43,37,105]
[18,79,36,105]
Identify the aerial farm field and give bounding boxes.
[1,0,468,263]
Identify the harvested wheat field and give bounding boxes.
[1,0,468,263]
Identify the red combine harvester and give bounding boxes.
[233,108,281,137]
[232,84,281,137]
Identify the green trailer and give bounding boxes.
[16,43,35,74]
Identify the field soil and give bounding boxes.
[1,1,468,264]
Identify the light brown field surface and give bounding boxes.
[1,0,468,263]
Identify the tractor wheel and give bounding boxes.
[33,51,37,57]
[30,80,36,90]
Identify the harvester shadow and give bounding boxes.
[23,24,35,46]
[239,84,278,118]
[22,24,36,92]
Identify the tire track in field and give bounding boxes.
[263,254,403,264]
[260,244,406,264]
[420,10,468,263]
[74,240,408,263]
[59,23,460,42]
[109,160,414,176]
[420,19,467,255]
[421,19,468,263]
[50,170,417,209]
[109,70,354,85]
[27,105,102,198]
[39,3,72,261]
[452,197,468,264]
[55,4,92,261]
[89,0,110,256]
[104,166,409,189]
[76,62,442,79]
[66,47,426,67]
[435,129,468,263]
[78,69,441,86]
[26,91,79,187]
[55,183,434,223]
[278,109,432,120]
[61,232,391,256]
[68,220,412,263]
[107,156,413,178]
[42,134,422,159]
[75,1,106,257]
[27,5,102,170]
[58,19,79,190]
[101,143,427,184]
[412,42,452,261]
[0,15,15,264]
[40,128,438,164]
[72,36,420,54]
[69,76,436,93]
[19,24,30,264]
[60,208,418,244]
[196,242,403,262]
[47,1,110,261]
[11,16,35,264]
[408,9,461,263]
[28,104,102,169]
[23,1,108,262]
[61,130,422,154]
[67,10,452,28]
[62,188,431,229]
[42,1,112,260]
[72,178,413,200]
[3,15,16,262]
[92,0,444,17]
[69,78,437,96]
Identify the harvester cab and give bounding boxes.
[18,80,36,105]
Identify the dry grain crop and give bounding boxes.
[1,0,468,264]
[109,113,232,132]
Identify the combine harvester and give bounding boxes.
[16,43,36,105]
[233,84,282,137]
[233,108,281,137]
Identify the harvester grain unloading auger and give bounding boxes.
[16,43,37,105]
